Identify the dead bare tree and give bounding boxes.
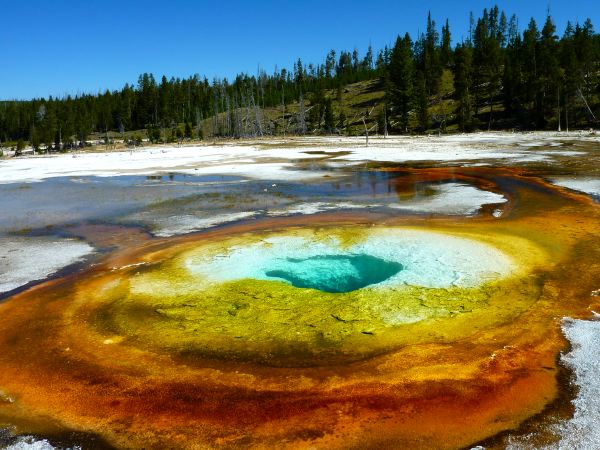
[297,91,307,135]
[195,108,203,138]
[360,107,374,147]
[557,86,561,132]
[212,85,219,137]
[578,87,598,122]
[249,86,263,137]
[360,117,369,146]
[244,91,252,137]
[225,95,232,137]
[281,88,286,137]
[565,96,570,132]
[383,104,388,138]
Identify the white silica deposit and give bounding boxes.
[548,316,600,450]
[0,133,594,185]
[504,315,600,450]
[551,177,600,199]
[4,438,54,450]
[2,435,81,450]
[151,211,259,237]
[0,146,331,184]
[387,182,507,215]
[0,236,93,294]
[268,201,376,216]
[186,228,514,290]
[267,183,506,217]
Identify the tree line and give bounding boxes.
[384,8,599,133]
[1,5,599,150]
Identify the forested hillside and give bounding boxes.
[1,5,599,151]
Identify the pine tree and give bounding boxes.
[539,15,560,127]
[454,44,474,131]
[560,22,579,130]
[574,19,598,124]
[522,18,540,127]
[423,12,443,95]
[440,19,453,67]
[502,14,522,118]
[338,111,346,132]
[472,8,503,129]
[362,45,374,71]
[184,121,193,139]
[387,33,414,132]
[415,71,430,132]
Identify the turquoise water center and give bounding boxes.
[265,254,403,293]
[113,226,535,366]
[185,228,515,290]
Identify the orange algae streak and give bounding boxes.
[0,168,598,449]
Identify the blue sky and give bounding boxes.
[0,0,598,100]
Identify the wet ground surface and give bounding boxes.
[0,133,599,449]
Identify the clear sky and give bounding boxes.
[1,0,598,100]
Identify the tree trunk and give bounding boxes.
[578,87,597,122]
[556,86,561,132]
[384,105,388,138]
[488,89,494,132]
[565,96,569,132]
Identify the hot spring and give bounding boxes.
[69,226,532,368]
[1,164,599,450]
[264,254,403,293]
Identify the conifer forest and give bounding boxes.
[1,6,599,150]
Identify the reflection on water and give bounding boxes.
[0,169,507,238]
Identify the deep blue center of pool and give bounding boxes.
[265,254,402,293]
